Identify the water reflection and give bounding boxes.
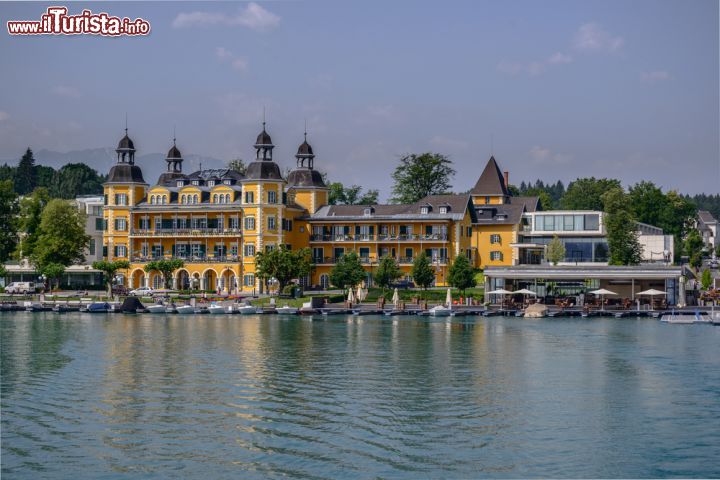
[1,313,720,478]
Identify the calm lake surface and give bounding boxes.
[2,312,719,479]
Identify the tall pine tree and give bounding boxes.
[15,148,36,195]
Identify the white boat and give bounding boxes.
[176,305,196,315]
[276,305,298,315]
[208,303,229,314]
[235,304,258,315]
[428,305,453,317]
[660,312,709,324]
[146,304,166,314]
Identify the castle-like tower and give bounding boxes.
[103,129,147,262]
[286,131,328,214]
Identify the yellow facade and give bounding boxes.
[103,128,526,293]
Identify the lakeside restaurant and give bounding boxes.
[483,264,684,308]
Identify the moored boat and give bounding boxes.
[235,304,258,315]
[87,302,110,313]
[428,305,452,317]
[176,305,196,315]
[145,304,167,314]
[208,303,229,314]
[276,305,298,315]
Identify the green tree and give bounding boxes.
[0,180,19,262]
[228,158,247,175]
[31,199,90,271]
[144,258,184,289]
[16,187,50,259]
[41,262,65,290]
[329,252,366,291]
[411,252,435,289]
[49,163,105,198]
[255,246,312,294]
[701,269,713,290]
[602,188,642,265]
[447,254,476,294]
[524,188,553,211]
[92,260,130,296]
[35,165,55,189]
[327,182,379,205]
[561,178,622,210]
[391,153,455,204]
[662,191,697,260]
[629,181,668,229]
[374,256,401,291]
[15,148,36,195]
[546,235,566,265]
[684,229,704,269]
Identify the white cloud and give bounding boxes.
[52,85,82,98]
[529,146,573,165]
[641,70,671,82]
[548,52,573,64]
[231,58,248,71]
[0,111,9,121]
[573,23,624,53]
[173,3,280,31]
[215,47,248,72]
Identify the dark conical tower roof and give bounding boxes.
[470,156,510,196]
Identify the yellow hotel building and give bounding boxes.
[103,125,538,293]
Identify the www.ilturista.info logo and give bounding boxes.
[7,6,150,36]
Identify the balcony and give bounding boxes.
[310,233,448,242]
[131,228,242,237]
[131,255,240,264]
[312,256,446,265]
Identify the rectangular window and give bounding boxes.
[244,191,254,204]
[333,247,344,259]
[359,247,370,258]
[543,215,555,231]
[584,214,599,231]
[115,193,127,206]
[141,243,149,257]
[95,218,104,231]
[243,274,255,287]
[267,216,276,230]
[244,243,255,257]
[312,247,324,263]
[115,218,127,231]
[89,239,96,256]
[405,247,413,260]
[152,245,163,258]
[116,245,127,257]
[244,216,255,230]
[229,217,239,229]
[490,234,501,244]
[490,251,504,261]
[564,215,574,231]
[268,190,277,204]
[574,215,584,231]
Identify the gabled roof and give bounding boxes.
[511,196,539,212]
[309,194,476,222]
[470,156,510,196]
[698,210,717,225]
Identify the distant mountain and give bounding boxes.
[1,148,227,184]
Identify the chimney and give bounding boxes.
[503,171,509,189]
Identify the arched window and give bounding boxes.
[181,195,186,204]
[320,274,329,289]
[213,194,218,203]
[162,196,167,205]
[225,194,231,203]
[194,194,199,204]
[150,195,155,205]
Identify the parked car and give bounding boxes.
[129,286,154,296]
[5,282,37,294]
[709,259,719,269]
[390,280,416,289]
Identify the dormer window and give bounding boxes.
[191,180,199,186]
[439,206,448,214]
[421,206,429,215]
[208,180,215,187]
[223,179,231,185]
[176,180,184,187]
[363,207,373,216]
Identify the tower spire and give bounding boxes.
[125,113,128,135]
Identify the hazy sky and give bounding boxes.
[1,0,718,198]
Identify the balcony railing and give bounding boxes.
[310,233,448,242]
[131,255,240,263]
[131,228,242,236]
[312,256,446,265]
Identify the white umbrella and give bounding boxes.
[512,288,537,306]
[487,288,512,307]
[637,289,666,311]
[392,288,400,308]
[446,288,452,307]
[588,288,617,311]
[347,288,355,304]
[356,286,365,303]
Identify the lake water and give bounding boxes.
[1,312,719,479]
